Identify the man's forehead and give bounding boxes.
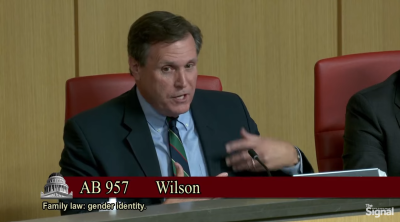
[147,45,197,65]
[157,57,198,65]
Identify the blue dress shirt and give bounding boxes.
[136,88,302,176]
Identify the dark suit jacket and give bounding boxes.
[59,87,313,215]
[343,70,400,175]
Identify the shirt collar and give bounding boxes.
[136,87,191,131]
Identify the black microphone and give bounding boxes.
[248,149,272,177]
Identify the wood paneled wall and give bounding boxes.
[341,0,400,55]
[0,0,399,221]
[0,0,75,221]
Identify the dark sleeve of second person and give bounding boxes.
[343,93,387,172]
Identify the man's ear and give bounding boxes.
[128,56,141,81]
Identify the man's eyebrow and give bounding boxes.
[188,58,198,63]
[159,61,176,66]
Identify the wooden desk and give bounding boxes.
[14,198,400,222]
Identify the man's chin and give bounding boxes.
[168,106,190,117]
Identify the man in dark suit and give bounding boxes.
[343,70,400,176]
[59,11,313,215]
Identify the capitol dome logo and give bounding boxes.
[40,173,73,199]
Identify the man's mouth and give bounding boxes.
[172,94,188,100]
[176,95,185,100]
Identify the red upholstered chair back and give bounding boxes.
[65,73,222,121]
[314,51,400,172]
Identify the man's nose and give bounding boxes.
[174,70,187,88]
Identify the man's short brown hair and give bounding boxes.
[127,11,203,66]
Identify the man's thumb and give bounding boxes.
[216,172,228,177]
[175,162,185,177]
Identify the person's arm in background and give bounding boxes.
[343,93,387,172]
[59,119,108,215]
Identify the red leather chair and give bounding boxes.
[314,51,400,172]
[65,73,222,121]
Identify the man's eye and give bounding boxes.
[162,66,172,72]
[185,64,194,69]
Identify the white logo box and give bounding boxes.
[293,168,387,177]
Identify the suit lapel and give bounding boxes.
[190,90,230,176]
[394,74,400,129]
[123,87,162,177]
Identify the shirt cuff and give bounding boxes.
[280,146,303,175]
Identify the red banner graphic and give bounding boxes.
[53,177,400,198]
